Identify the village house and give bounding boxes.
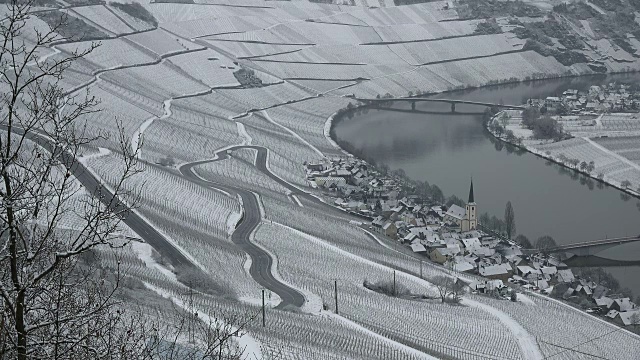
[611,298,636,312]
[479,263,512,282]
[383,222,397,239]
[429,246,459,265]
[555,269,575,283]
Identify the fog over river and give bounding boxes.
[334,74,640,295]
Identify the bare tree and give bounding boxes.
[535,235,557,254]
[0,0,154,357]
[504,201,515,239]
[0,2,260,359]
[431,276,464,303]
[515,234,532,249]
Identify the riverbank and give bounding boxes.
[486,110,640,200]
[326,69,640,152]
[323,104,640,335]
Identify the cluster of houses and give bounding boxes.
[563,281,640,327]
[533,83,640,114]
[305,157,401,217]
[304,157,639,328]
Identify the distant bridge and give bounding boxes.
[523,235,640,257]
[353,96,525,112]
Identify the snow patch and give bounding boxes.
[237,122,253,145]
[462,299,543,360]
[252,192,266,219]
[131,116,156,159]
[518,293,536,305]
[77,147,111,165]
[131,99,173,159]
[238,293,281,309]
[227,193,244,235]
[131,241,178,282]
[322,311,439,360]
[291,194,303,207]
[144,282,263,360]
[323,112,343,151]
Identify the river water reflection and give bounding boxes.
[334,75,640,295]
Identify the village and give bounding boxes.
[305,156,640,330]
[536,82,640,114]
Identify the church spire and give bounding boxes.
[468,178,475,203]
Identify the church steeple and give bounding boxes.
[464,177,478,231]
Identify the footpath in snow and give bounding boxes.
[272,222,543,360]
[131,99,173,159]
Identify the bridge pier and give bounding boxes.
[451,103,456,113]
[411,101,416,110]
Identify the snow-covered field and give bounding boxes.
[498,111,640,192]
[254,223,524,360]
[24,0,640,357]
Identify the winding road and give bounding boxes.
[10,125,352,309]
[179,145,308,309]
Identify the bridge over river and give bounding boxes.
[523,235,640,257]
[353,96,526,112]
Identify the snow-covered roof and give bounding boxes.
[470,246,496,257]
[432,246,460,257]
[404,233,417,241]
[486,280,504,290]
[410,243,427,253]
[445,204,466,220]
[505,255,523,265]
[595,297,614,308]
[372,216,385,226]
[452,261,474,272]
[409,227,428,236]
[614,298,635,312]
[533,279,550,290]
[540,266,557,275]
[517,266,541,275]
[556,269,575,283]
[461,237,481,249]
[462,230,482,238]
[619,309,640,326]
[480,264,510,276]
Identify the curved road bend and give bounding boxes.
[179,149,306,309]
[2,126,202,276]
[183,145,368,220]
[11,125,305,307]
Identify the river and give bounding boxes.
[333,74,640,297]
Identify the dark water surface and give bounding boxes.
[334,74,640,295]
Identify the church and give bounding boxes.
[443,179,477,232]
